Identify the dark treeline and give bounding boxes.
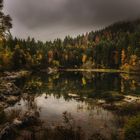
[0,0,140,71]
[1,20,140,71]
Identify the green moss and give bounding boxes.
[124,114,140,140]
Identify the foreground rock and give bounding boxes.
[1,70,30,81]
[0,81,21,108]
[0,70,31,108]
[123,95,140,103]
[0,71,26,108]
[0,111,41,140]
[0,82,20,96]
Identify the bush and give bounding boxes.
[124,114,140,140]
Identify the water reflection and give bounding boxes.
[16,72,140,100]
[4,71,140,139]
[120,73,140,94]
[6,94,119,139]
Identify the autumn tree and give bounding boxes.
[0,0,12,40]
[121,49,126,65]
[12,44,26,69]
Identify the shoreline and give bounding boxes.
[58,68,139,74]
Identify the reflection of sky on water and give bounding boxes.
[5,72,140,139]
[6,93,118,139]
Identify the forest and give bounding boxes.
[0,0,140,71]
[1,0,140,140]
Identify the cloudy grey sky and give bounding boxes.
[4,0,140,41]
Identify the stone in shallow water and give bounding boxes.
[13,118,22,126]
[0,102,8,109]
[6,96,20,105]
[97,99,106,104]
[0,81,20,96]
[68,93,79,98]
[124,95,140,103]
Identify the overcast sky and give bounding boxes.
[4,0,140,41]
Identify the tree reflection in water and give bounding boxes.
[2,71,140,140]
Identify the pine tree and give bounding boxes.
[0,0,12,40]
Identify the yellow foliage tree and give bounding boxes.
[130,55,137,66]
[82,54,87,63]
[0,49,12,68]
[121,49,126,65]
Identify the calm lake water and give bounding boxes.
[5,71,140,139]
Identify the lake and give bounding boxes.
[4,71,140,140]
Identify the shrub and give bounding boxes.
[124,114,140,140]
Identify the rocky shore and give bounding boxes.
[0,111,41,140]
[0,71,30,109]
[0,71,43,140]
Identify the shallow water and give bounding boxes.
[6,94,118,138]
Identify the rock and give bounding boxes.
[0,82,20,96]
[0,81,20,106]
[13,118,22,126]
[0,111,40,140]
[6,96,19,105]
[3,84,20,96]
[97,99,106,104]
[47,67,58,74]
[0,102,8,109]
[20,111,41,128]
[123,95,140,103]
[2,71,30,81]
[68,93,79,98]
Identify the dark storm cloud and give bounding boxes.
[4,0,140,40]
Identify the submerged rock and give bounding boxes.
[97,99,106,104]
[0,102,8,109]
[123,95,140,103]
[0,81,20,96]
[20,112,40,128]
[13,118,22,126]
[68,93,79,98]
[0,81,21,107]
[0,73,22,108]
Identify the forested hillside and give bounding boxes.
[1,1,140,140]
[0,0,140,71]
